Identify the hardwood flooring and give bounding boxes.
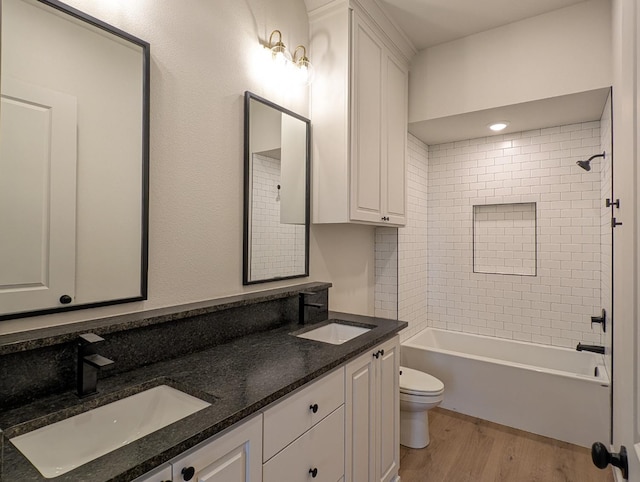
[399,408,614,482]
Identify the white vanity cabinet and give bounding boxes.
[345,336,400,482]
[169,414,262,482]
[307,0,413,226]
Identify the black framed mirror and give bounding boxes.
[243,91,310,285]
[0,0,150,320]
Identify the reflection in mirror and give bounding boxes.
[243,92,310,285]
[0,0,150,320]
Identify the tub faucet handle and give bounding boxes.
[591,309,606,333]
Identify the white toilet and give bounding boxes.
[399,366,445,449]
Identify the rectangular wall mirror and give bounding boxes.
[243,92,310,285]
[0,0,150,320]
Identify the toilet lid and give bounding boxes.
[399,366,444,395]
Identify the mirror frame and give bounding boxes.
[243,91,310,285]
[0,0,150,320]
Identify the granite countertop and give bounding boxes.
[0,311,407,482]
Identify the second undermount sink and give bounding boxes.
[296,322,371,345]
[10,385,211,478]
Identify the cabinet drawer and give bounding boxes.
[132,463,172,482]
[263,367,344,461]
[170,414,262,482]
[263,406,345,482]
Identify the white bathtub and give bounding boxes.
[401,328,610,448]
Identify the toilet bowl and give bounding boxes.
[399,366,444,449]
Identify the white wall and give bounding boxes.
[1,0,376,334]
[409,0,612,123]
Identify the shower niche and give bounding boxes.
[473,202,537,276]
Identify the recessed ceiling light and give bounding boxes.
[489,122,509,132]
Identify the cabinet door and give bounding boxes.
[345,348,377,482]
[350,10,384,224]
[383,55,407,225]
[171,415,262,482]
[376,337,400,482]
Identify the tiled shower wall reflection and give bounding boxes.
[377,121,610,348]
[250,154,305,280]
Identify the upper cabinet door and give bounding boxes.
[383,55,408,225]
[0,77,77,314]
[350,11,384,224]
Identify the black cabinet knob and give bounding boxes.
[309,467,318,478]
[59,295,72,304]
[310,403,319,413]
[182,466,195,481]
[379,349,385,356]
[592,442,628,479]
[373,352,380,359]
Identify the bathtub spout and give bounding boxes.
[576,343,605,354]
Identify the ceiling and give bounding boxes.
[409,88,610,145]
[377,0,607,145]
[380,0,588,50]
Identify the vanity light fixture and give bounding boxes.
[488,121,509,132]
[265,31,315,85]
[293,45,315,85]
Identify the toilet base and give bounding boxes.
[400,409,430,449]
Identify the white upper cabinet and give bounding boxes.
[308,0,413,226]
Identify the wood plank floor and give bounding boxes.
[399,408,614,482]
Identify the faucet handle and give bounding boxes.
[83,353,114,369]
[79,333,104,345]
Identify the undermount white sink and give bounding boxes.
[296,322,371,345]
[11,385,211,478]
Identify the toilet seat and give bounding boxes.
[399,366,444,397]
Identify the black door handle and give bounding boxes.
[592,442,628,479]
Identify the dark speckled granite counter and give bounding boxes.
[0,310,406,481]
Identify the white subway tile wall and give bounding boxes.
[428,122,603,347]
[250,154,305,280]
[398,135,429,341]
[374,227,398,320]
[599,92,613,375]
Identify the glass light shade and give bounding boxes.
[295,58,315,85]
[271,42,292,67]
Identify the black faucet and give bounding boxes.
[299,291,325,324]
[77,333,114,397]
[576,343,605,354]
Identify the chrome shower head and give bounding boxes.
[576,151,606,171]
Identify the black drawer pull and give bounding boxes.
[309,467,318,478]
[182,466,195,481]
[373,351,380,359]
[379,349,384,356]
[310,403,319,413]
